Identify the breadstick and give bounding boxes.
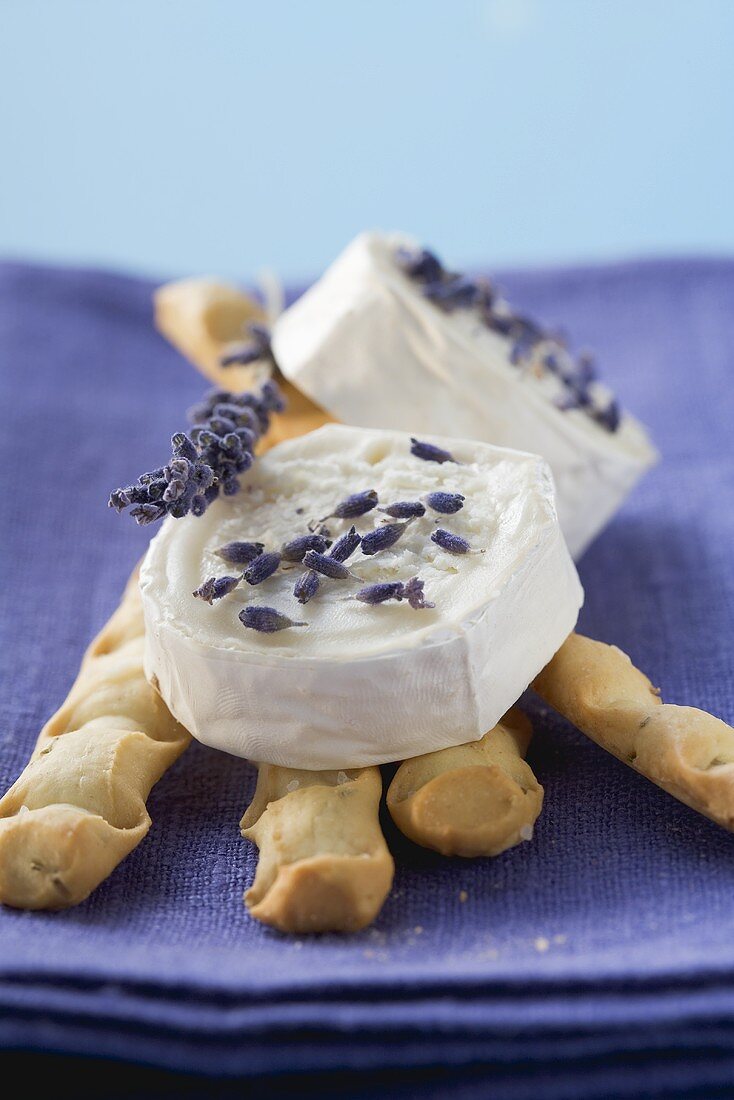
[534,633,734,830]
[153,278,334,450]
[387,708,543,857]
[0,573,190,909]
[240,766,394,933]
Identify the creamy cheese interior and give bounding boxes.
[141,425,583,767]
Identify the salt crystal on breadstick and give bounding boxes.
[241,765,393,933]
[534,633,734,830]
[387,708,543,857]
[0,573,190,909]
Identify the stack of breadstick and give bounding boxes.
[1,279,732,934]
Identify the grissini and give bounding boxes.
[0,572,190,909]
[534,633,734,830]
[387,708,543,857]
[241,766,394,933]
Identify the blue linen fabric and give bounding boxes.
[0,257,733,1096]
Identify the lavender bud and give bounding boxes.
[146,478,168,501]
[239,606,307,633]
[395,246,444,284]
[281,533,331,562]
[220,342,262,367]
[422,276,480,311]
[431,529,479,554]
[163,478,187,503]
[171,433,198,462]
[593,399,621,432]
[329,525,361,563]
[410,437,456,465]
[360,522,409,556]
[403,576,435,610]
[259,378,287,413]
[167,457,191,479]
[244,551,282,586]
[138,467,167,485]
[216,540,265,565]
[302,550,352,579]
[222,476,241,496]
[379,500,426,519]
[192,575,241,604]
[294,569,320,604]
[191,495,208,517]
[108,488,131,511]
[355,581,405,605]
[323,489,378,521]
[424,491,465,515]
[130,502,167,525]
[485,312,515,337]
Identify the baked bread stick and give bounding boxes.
[0,573,190,909]
[534,633,734,830]
[387,708,543,857]
[241,766,394,933]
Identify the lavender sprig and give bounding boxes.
[239,606,307,633]
[294,569,320,604]
[109,379,284,525]
[431,529,482,555]
[281,533,331,562]
[379,500,426,519]
[424,492,465,515]
[215,540,265,565]
[410,438,457,465]
[220,322,275,368]
[320,489,378,522]
[360,522,410,556]
[193,575,241,604]
[244,551,282,586]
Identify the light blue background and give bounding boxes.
[1,0,732,281]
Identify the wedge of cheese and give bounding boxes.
[140,424,582,768]
[271,231,658,558]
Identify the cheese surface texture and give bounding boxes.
[140,424,583,768]
[271,231,658,558]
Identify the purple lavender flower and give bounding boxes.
[322,489,378,521]
[192,575,241,604]
[354,576,435,610]
[244,551,282,586]
[129,502,167,525]
[302,550,353,579]
[410,437,457,465]
[328,525,361,563]
[294,569,320,604]
[220,322,274,368]
[395,246,444,284]
[379,500,426,519]
[216,540,265,565]
[422,276,480,312]
[239,606,307,633]
[593,400,621,432]
[424,492,465,515]
[430,529,479,555]
[360,522,409,556]
[281,533,332,562]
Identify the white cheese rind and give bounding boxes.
[140,424,583,768]
[271,231,659,558]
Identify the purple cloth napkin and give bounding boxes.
[0,257,733,1096]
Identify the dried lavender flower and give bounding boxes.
[129,502,167,525]
[244,551,282,585]
[430,529,480,555]
[302,550,353,579]
[424,492,465,515]
[410,437,457,465]
[329,525,361,563]
[395,246,444,284]
[239,606,307,633]
[422,276,481,312]
[360,521,409,556]
[192,575,241,604]
[215,540,265,565]
[220,322,274,368]
[354,581,405,605]
[379,500,426,519]
[321,489,378,521]
[281,533,332,562]
[403,576,435,610]
[294,569,320,604]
